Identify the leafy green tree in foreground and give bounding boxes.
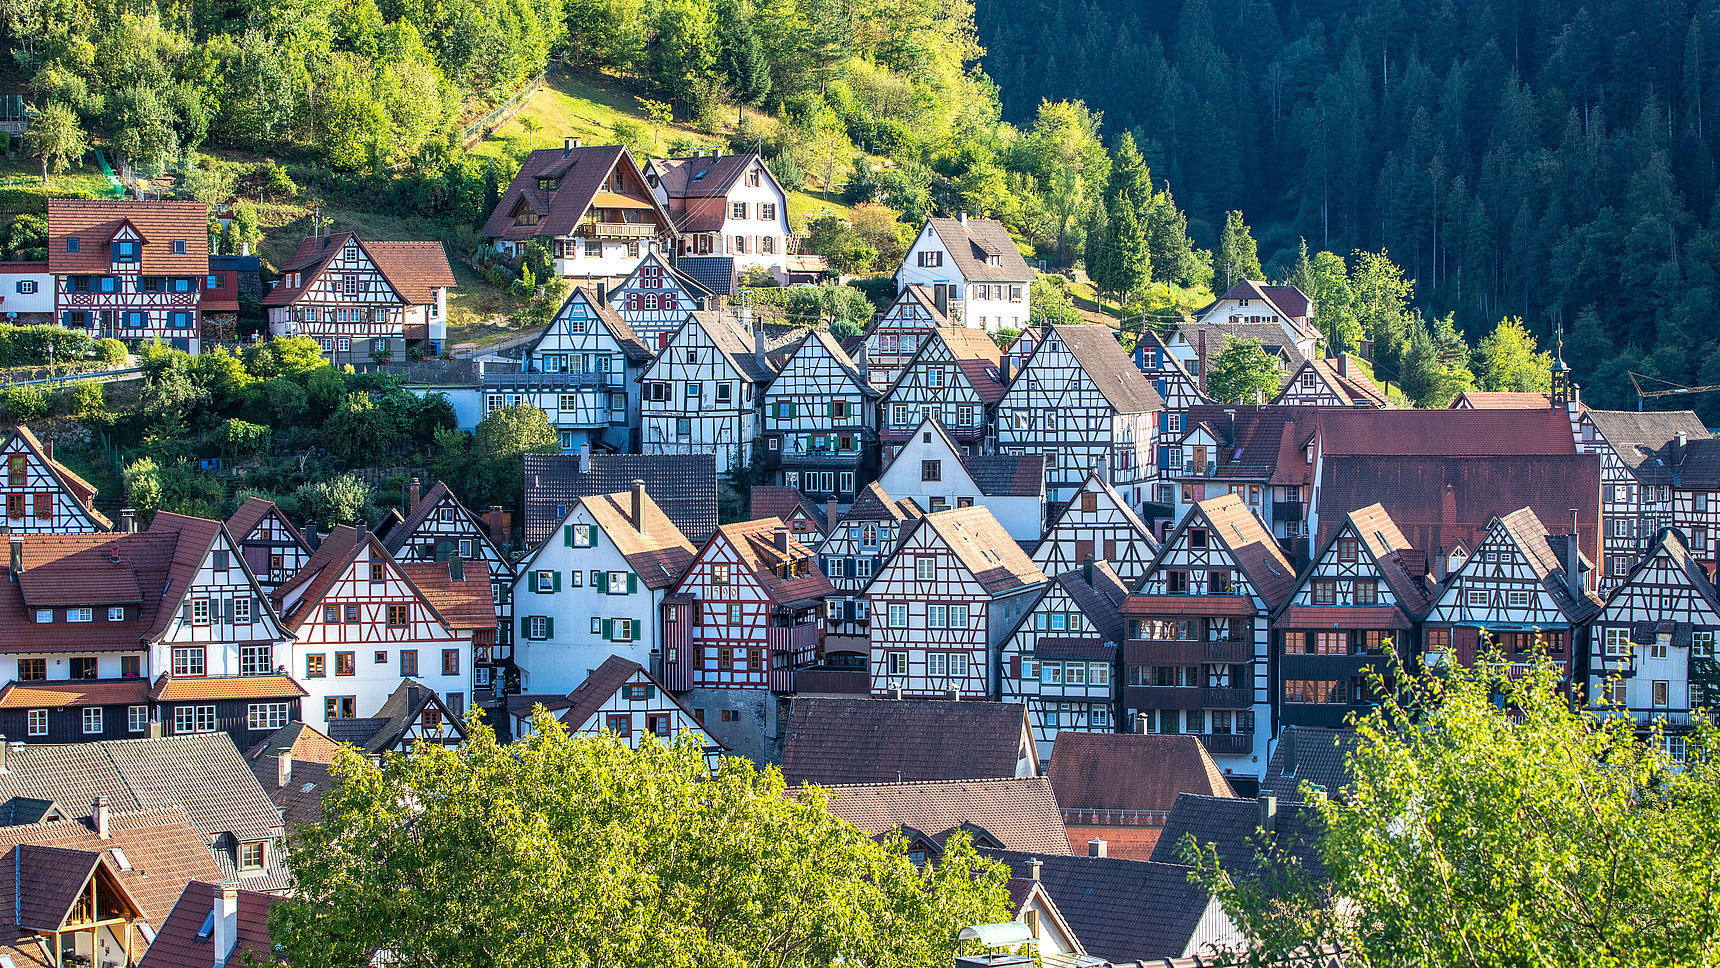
[1192,658,1720,967]
[272,716,1010,968]
[1204,337,1281,404]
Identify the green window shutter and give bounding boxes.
[829,400,838,418]
[545,617,554,637]
[589,529,598,549]
[631,620,641,641]
[789,401,797,418]
[527,572,538,593]
[552,571,562,592]
[596,571,609,593]
[564,524,575,547]
[602,618,613,641]
[627,573,637,593]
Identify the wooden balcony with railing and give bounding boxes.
[793,667,872,695]
[1199,732,1254,756]
[1124,638,1253,665]
[576,218,660,239]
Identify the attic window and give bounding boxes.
[172,239,186,254]
[537,177,558,191]
[197,911,215,939]
[693,170,707,180]
[987,254,1000,266]
[66,237,79,253]
[110,847,131,870]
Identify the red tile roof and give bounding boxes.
[261,233,453,307]
[1277,605,1411,630]
[0,678,150,709]
[1048,733,1235,814]
[482,144,672,242]
[137,880,285,968]
[570,488,697,590]
[819,776,1072,854]
[12,426,111,528]
[147,674,306,702]
[47,199,208,275]
[702,517,834,608]
[647,152,773,233]
[915,506,1046,595]
[1196,493,1295,606]
[398,559,495,631]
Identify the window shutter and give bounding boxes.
[602,618,613,641]
[222,598,233,622]
[528,572,538,593]
[545,617,554,637]
[632,620,641,641]
[565,524,575,546]
[552,571,562,592]
[596,572,609,594]
[627,573,637,593]
[181,602,192,623]
[1010,656,1021,679]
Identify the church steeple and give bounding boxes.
[1550,323,1571,409]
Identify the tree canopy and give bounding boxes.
[272,716,1011,968]
[1204,336,1281,404]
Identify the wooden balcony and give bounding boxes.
[1122,595,1258,618]
[1273,501,1305,522]
[576,219,659,239]
[1124,639,1252,665]
[1199,733,1254,756]
[793,667,871,695]
[779,446,866,467]
[1202,686,1253,708]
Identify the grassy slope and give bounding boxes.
[0,155,122,216]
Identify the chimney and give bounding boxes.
[825,499,838,536]
[1258,795,1278,836]
[120,508,135,533]
[1335,353,1349,378]
[408,477,422,511]
[999,356,1013,386]
[1223,409,1237,448]
[42,437,51,460]
[563,137,578,156]
[0,735,6,772]
[774,529,790,553]
[93,796,109,838]
[1087,838,1108,858]
[212,885,239,968]
[944,688,960,701]
[1135,713,1149,734]
[1675,432,1689,466]
[578,442,592,474]
[9,538,20,577]
[934,285,949,319]
[487,506,506,543]
[958,211,969,226]
[277,749,293,789]
[1566,509,1583,597]
[595,282,608,305]
[754,324,768,373]
[630,480,645,528]
[1095,452,1110,485]
[1196,330,1208,393]
[1083,559,1094,585]
[888,685,904,700]
[1029,858,1042,880]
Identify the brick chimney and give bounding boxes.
[487,506,507,543]
[9,537,21,578]
[93,796,109,838]
[943,688,960,701]
[825,499,838,536]
[408,477,422,511]
[773,529,790,553]
[1135,713,1149,734]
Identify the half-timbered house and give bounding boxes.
[645,151,792,274]
[1271,356,1390,408]
[482,141,677,282]
[640,315,789,471]
[995,323,1163,508]
[48,199,208,351]
[325,678,468,755]
[893,214,1033,332]
[482,286,653,454]
[1133,332,1209,515]
[378,480,516,694]
[263,232,455,364]
[812,483,922,690]
[1421,507,1601,688]
[1030,467,1160,587]
[270,527,474,731]
[1588,528,1720,754]
[748,486,831,540]
[863,506,1046,700]
[1121,494,1295,776]
[999,562,1129,760]
[863,284,952,391]
[0,426,111,533]
[1578,409,1711,586]
[508,656,724,764]
[224,497,310,593]
[663,517,832,759]
[879,326,1007,461]
[761,330,878,501]
[1167,281,1320,386]
[607,250,713,350]
[1271,503,1430,731]
[512,484,695,696]
[875,417,1046,542]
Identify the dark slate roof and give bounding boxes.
[924,217,1034,282]
[782,698,1030,786]
[820,777,1072,854]
[245,722,341,827]
[1675,438,1720,490]
[964,453,1047,497]
[983,850,1219,964]
[1488,507,1602,621]
[524,453,719,547]
[1053,563,1130,643]
[1045,324,1165,414]
[1259,728,1360,801]
[1048,733,1235,813]
[1584,409,1712,486]
[1150,793,1325,879]
[324,679,466,754]
[675,255,736,296]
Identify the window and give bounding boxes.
[16,279,34,294]
[527,615,550,639]
[1466,589,1489,608]
[336,652,355,676]
[128,706,148,733]
[1653,680,1670,707]
[1336,538,1358,561]
[920,458,943,482]
[173,647,205,677]
[325,696,357,720]
[239,842,266,871]
[888,603,907,627]
[344,605,360,623]
[66,607,91,623]
[240,645,273,676]
[306,654,326,678]
[400,650,418,676]
[712,563,731,584]
[233,598,250,624]
[1506,589,1531,608]
[28,709,47,736]
[1694,631,1716,658]
[888,652,908,677]
[322,604,340,624]
[726,603,743,625]
[174,705,217,733]
[1352,581,1378,606]
[17,658,44,681]
[916,556,936,580]
[387,603,408,626]
[443,649,460,675]
[949,605,969,628]
[248,703,289,730]
[191,599,210,625]
[82,708,102,734]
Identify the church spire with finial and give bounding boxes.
[1550,321,1571,409]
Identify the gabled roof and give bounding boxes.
[379,480,506,563]
[531,286,654,361]
[820,777,1070,854]
[1205,279,1314,331]
[1036,469,1155,552]
[1150,792,1325,879]
[921,216,1034,282]
[913,507,1046,596]
[890,325,1007,404]
[224,497,307,551]
[1035,324,1164,414]
[1606,527,1720,617]
[481,143,671,241]
[898,417,1046,498]
[1149,494,1293,607]
[47,199,208,274]
[782,698,1032,786]
[325,679,467,754]
[1313,407,1578,456]
[748,486,829,535]
[863,284,950,338]
[534,488,695,590]
[1048,733,1234,814]
[148,673,306,702]
[696,517,834,609]
[1259,727,1360,801]
[1583,409,1711,486]
[1451,391,1567,409]
[685,312,790,383]
[524,453,718,547]
[261,233,454,307]
[398,559,495,631]
[675,255,737,296]
[553,657,724,750]
[273,527,458,635]
[9,426,111,528]
[1277,357,1391,408]
[1054,562,1129,642]
[246,722,341,827]
[1282,503,1429,623]
[835,482,923,525]
[982,849,1225,964]
[137,880,286,968]
[12,844,126,930]
[647,152,780,234]
[613,250,714,303]
[1465,507,1602,621]
[1175,319,1309,370]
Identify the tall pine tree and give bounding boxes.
[1212,210,1263,291]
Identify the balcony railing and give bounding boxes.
[1273,501,1305,522]
[576,219,659,238]
[1202,686,1253,708]
[1124,639,1252,665]
[1060,807,1170,827]
[779,447,865,466]
[1199,733,1254,756]
[793,667,871,695]
[484,371,623,389]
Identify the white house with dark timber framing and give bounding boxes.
[484,287,654,455]
[1030,467,1160,587]
[509,656,724,766]
[640,314,790,472]
[863,506,1046,700]
[607,251,713,351]
[813,483,923,686]
[876,417,1046,543]
[1134,333,1209,513]
[893,215,1034,332]
[995,323,1163,509]
[879,325,1007,461]
[761,330,878,502]
[645,151,792,275]
[864,284,953,391]
[0,426,112,533]
[511,484,696,697]
[225,497,311,592]
[999,562,1128,761]
[263,232,455,364]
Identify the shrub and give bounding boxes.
[2,384,50,422]
[68,380,105,418]
[95,339,127,366]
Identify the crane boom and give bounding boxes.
[1629,371,1720,410]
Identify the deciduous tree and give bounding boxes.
[1205,336,1280,403]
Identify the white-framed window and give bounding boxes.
[128,705,148,733]
[1603,627,1632,657]
[888,603,907,628]
[66,607,91,622]
[27,709,47,736]
[33,609,49,623]
[1465,589,1489,608]
[234,598,251,624]
[191,599,210,625]
[240,645,273,676]
[949,604,969,628]
[172,647,205,677]
[247,702,290,730]
[1694,631,1716,658]
[82,707,102,734]
[174,705,217,733]
[527,616,549,639]
[915,556,936,581]
[1506,589,1531,608]
[857,558,873,578]
[888,651,907,677]
[107,606,124,621]
[827,599,844,620]
[928,605,946,629]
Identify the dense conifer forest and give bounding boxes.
[977,0,1720,413]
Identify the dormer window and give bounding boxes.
[538,177,558,191]
[987,254,1001,266]
[239,841,266,870]
[112,240,139,263]
[516,210,539,225]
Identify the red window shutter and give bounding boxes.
[1010,656,1020,679]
